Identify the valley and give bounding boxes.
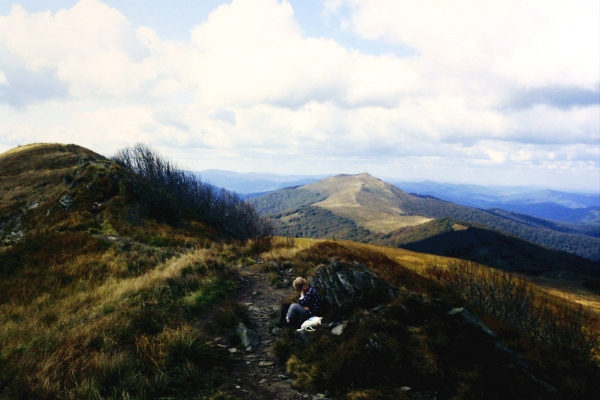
[252,173,600,266]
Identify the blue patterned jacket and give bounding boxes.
[298,286,323,317]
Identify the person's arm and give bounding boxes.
[299,293,309,309]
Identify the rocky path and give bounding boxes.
[213,264,327,400]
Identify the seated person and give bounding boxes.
[277,277,323,328]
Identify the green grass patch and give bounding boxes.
[182,276,237,314]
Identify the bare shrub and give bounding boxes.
[427,260,600,361]
[112,143,272,240]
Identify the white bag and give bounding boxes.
[297,316,322,331]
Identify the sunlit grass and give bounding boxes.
[265,238,600,399]
[2,140,599,400]
[0,244,242,398]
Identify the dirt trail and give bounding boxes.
[213,264,322,400]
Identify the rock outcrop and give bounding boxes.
[236,323,260,348]
[310,260,396,315]
[446,307,556,393]
[446,307,497,340]
[59,195,74,209]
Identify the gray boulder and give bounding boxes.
[293,330,312,348]
[59,195,74,209]
[446,307,497,339]
[331,323,346,336]
[310,260,396,315]
[236,323,260,348]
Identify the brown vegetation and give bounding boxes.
[0,143,274,399]
[2,144,599,399]
[272,241,600,399]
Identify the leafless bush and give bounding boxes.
[532,297,599,359]
[112,144,272,240]
[427,260,600,361]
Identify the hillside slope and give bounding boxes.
[2,144,599,399]
[378,218,600,278]
[0,143,271,399]
[253,173,600,261]
[303,173,433,233]
[254,173,433,234]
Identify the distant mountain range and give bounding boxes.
[251,173,600,275]
[195,170,599,225]
[393,180,600,224]
[194,169,329,195]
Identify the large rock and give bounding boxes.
[446,307,497,339]
[236,323,260,348]
[310,260,396,315]
[293,330,312,348]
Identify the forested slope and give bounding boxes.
[400,197,600,260]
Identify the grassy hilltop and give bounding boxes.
[1,144,600,399]
[253,173,600,261]
[0,143,270,399]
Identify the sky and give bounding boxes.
[0,0,599,192]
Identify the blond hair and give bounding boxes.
[292,277,307,290]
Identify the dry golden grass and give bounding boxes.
[259,236,316,262]
[337,240,446,271]
[529,276,600,315]
[280,238,600,321]
[0,143,102,216]
[0,143,51,158]
[302,173,432,233]
[2,224,599,398]
[275,238,600,398]
[368,240,600,317]
[0,241,239,398]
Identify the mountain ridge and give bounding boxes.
[193,169,599,224]
[301,173,433,233]
[2,144,600,399]
[252,173,600,262]
[394,180,600,223]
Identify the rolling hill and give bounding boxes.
[252,173,600,265]
[394,180,600,224]
[188,171,600,225]
[2,144,600,399]
[0,143,274,398]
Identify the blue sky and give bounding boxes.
[0,0,598,191]
[0,0,415,56]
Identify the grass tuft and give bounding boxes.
[211,300,251,333]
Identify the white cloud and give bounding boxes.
[0,0,597,191]
[485,149,507,164]
[342,0,599,88]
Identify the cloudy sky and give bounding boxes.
[1,0,598,191]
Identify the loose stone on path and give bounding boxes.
[217,260,321,399]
